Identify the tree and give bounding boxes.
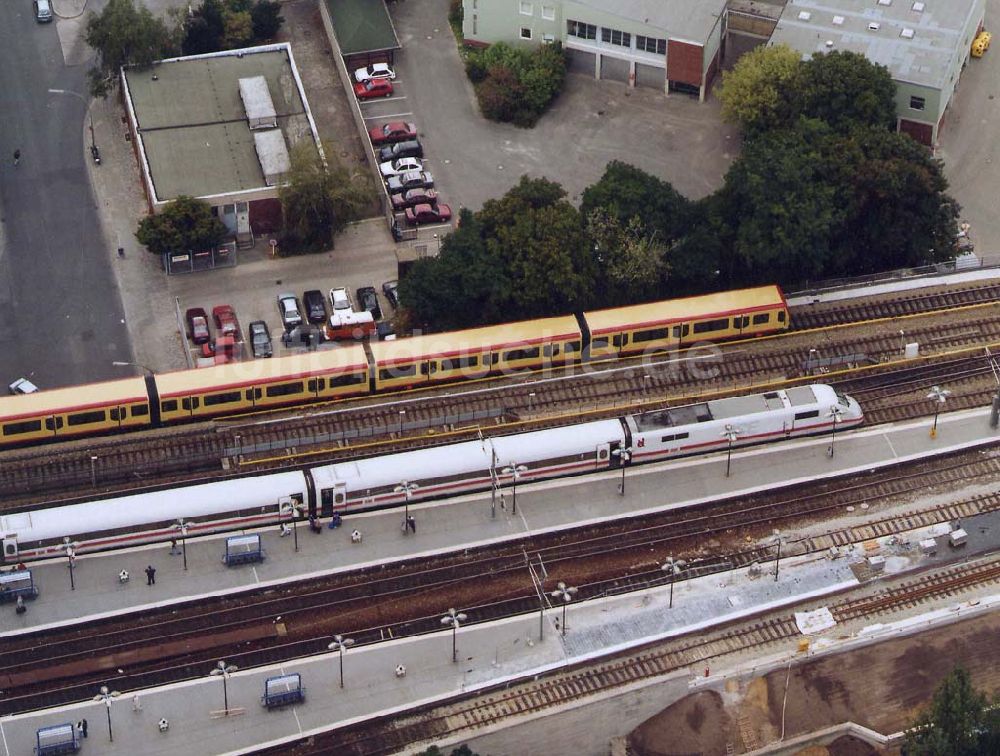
[587,209,668,304]
[793,51,897,134]
[718,44,802,137]
[182,0,226,55]
[223,9,255,49]
[904,666,1000,755]
[85,0,174,98]
[278,143,374,254]
[135,195,228,256]
[250,0,284,40]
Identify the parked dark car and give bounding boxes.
[377,139,424,163]
[386,170,433,195]
[390,187,438,211]
[249,321,272,358]
[356,286,383,321]
[303,290,328,324]
[368,121,417,146]
[382,279,399,310]
[376,321,396,340]
[185,307,211,345]
[405,203,452,226]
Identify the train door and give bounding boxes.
[108,406,128,428]
[43,415,63,437]
[180,396,201,416]
[601,442,615,469]
[320,482,347,516]
[734,316,749,336]
[307,377,325,398]
[244,387,262,407]
[612,332,628,357]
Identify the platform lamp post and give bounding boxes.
[111,360,154,376]
[328,634,355,689]
[501,463,527,515]
[441,608,468,663]
[62,537,79,591]
[394,480,419,534]
[172,518,190,570]
[661,556,687,609]
[92,685,120,742]
[722,425,742,478]
[210,660,238,716]
[550,581,578,637]
[771,530,790,582]
[279,501,303,552]
[826,404,844,458]
[611,446,632,495]
[927,385,951,438]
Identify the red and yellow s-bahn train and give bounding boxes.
[0,286,788,448]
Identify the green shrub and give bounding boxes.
[467,41,567,127]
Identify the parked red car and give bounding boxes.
[212,305,240,337]
[354,79,394,100]
[391,187,439,211]
[369,121,417,146]
[405,203,452,226]
[185,307,211,345]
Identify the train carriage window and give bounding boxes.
[590,339,609,351]
[504,347,541,361]
[328,373,366,388]
[795,410,820,420]
[565,341,580,353]
[308,378,326,392]
[131,404,149,417]
[161,399,178,413]
[182,397,201,411]
[440,356,479,371]
[612,334,627,348]
[489,353,499,366]
[68,410,106,426]
[266,381,304,398]
[634,327,669,344]
[661,432,690,443]
[671,325,690,338]
[110,408,122,421]
[752,313,770,325]
[693,318,729,334]
[203,391,241,407]
[3,419,42,436]
[379,365,417,380]
[777,311,786,322]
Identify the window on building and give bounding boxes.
[542,4,555,20]
[520,1,532,15]
[567,19,596,40]
[636,35,667,55]
[473,14,477,35]
[910,95,926,111]
[520,27,532,39]
[601,27,631,47]
[543,33,555,43]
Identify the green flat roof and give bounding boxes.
[326,0,400,55]
[124,46,318,202]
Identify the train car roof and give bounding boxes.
[634,385,829,431]
[490,419,624,464]
[0,377,149,422]
[368,315,582,364]
[582,286,786,336]
[154,345,370,397]
[0,470,306,542]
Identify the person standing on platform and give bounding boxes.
[81,719,88,738]
[145,565,156,585]
[408,516,417,534]
[170,538,179,555]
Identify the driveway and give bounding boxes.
[384,0,740,211]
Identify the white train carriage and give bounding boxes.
[309,419,627,514]
[624,384,863,463]
[0,471,308,561]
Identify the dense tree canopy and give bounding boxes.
[85,0,174,97]
[181,0,284,55]
[793,51,897,133]
[718,44,802,137]
[904,667,1000,755]
[136,196,228,256]
[465,42,567,127]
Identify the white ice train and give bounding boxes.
[0,385,862,563]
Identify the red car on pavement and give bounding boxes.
[212,305,240,337]
[369,121,417,146]
[354,79,393,100]
[405,203,452,226]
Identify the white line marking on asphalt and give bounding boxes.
[0,719,10,756]
[362,112,415,120]
[884,433,899,458]
[252,566,261,583]
[360,96,408,105]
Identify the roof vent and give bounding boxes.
[868,22,881,31]
[825,39,834,47]
[878,0,892,6]
[912,1,925,10]
[900,27,915,38]
[798,10,812,20]
[832,15,845,25]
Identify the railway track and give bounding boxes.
[4,304,1000,509]
[261,555,1000,756]
[3,446,998,715]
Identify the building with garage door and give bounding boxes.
[462,0,729,100]
[769,0,985,146]
[122,43,324,243]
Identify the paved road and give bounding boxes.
[0,4,131,389]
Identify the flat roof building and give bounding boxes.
[769,0,986,145]
[122,43,323,239]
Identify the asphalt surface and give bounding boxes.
[0,4,131,390]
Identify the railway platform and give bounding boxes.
[1,514,998,756]
[3,406,999,638]
[785,266,1000,306]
